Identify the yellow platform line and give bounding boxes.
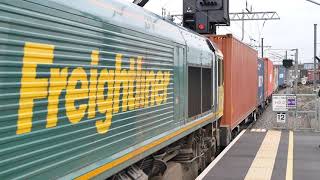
[286,131,293,180]
[244,130,281,180]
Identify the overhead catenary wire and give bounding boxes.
[268,51,285,56]
[244,0,264,47]
[306,0,320,6]
[267,50,292,58]
[266,50,289,62]
[268,53,284,60]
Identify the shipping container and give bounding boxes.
[264,58,274,98]
[278,66,286,88]
[257,59,265,105]
[208,34,258,130]
[264,60,268,99]
[307,70,320,83]
[273,66,279,91]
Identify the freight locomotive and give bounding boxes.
[0,0,281,180]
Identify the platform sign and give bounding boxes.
[276,113,286,123]
[301,78,307,85]
[272,95,288,112]
[287,95,297,109]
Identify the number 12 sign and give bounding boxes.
[277,113,286,123]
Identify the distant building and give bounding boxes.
[303,63,314,70]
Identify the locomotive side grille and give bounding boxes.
[0,1,175,179]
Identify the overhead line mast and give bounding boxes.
[230,9,280,41]
[229,12,280,21]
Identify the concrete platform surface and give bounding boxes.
[196,129,320,180]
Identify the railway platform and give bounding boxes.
[196,129,320,180]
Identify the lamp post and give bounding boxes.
[292,49,299,94]
[314,24,318,92]
[305,1,320,131]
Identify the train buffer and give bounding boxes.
[196,129,320,180]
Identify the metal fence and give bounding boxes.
[293,94,319,131]
[273,93,320,132]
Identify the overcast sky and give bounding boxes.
[125,0,320,64]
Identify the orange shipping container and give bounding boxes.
[207,34,258,130]
[264,58,274,98]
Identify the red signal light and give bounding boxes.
[198,24,205,30]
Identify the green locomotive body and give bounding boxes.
[0,0,223,179]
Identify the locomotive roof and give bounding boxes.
[47,0,210,47]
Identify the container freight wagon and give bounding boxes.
[307,70,320,83]
[273,66,279,91]
[278,66,286,88]
[208,34,258,145]
[264,58,274,101]
[0,0,225,179]
[257,59,265,113]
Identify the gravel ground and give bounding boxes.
[251,102,275,129]
[252,85,320,130]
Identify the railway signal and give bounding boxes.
[283,59,293,68]
[183,0,230,34]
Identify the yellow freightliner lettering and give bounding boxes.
[46,67,68,128]
[88,50,100,118]
[127,58,136,111]
[114,54,129,112]
[17,42,172,135]
[134,57,142,109]
[143,71,149,108]
[96,69,110,113]
[144,74,149,108]
[91,50,99,65]
[163,72,171,103]
[66,68,89,124]
[96,69,115,134]
[140,71,146,108]
[155,71,164,105]
[146,71,155,106]
[17,42,54,134]
[119,68,129,112]
[113,54,123,114]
